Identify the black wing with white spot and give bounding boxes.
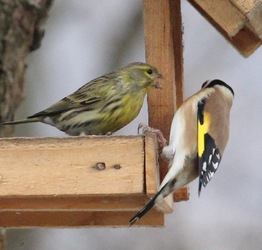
[197,99,222,196]
[198,134,221,196]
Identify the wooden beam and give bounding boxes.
[0,134,173,227]
[229,25,261,56]
[0,136,144,196]
[144,133,160,195]
[143,0,185,193]
[0,210,165,227]
[144,0,184,139]
[189,0,262,57]
[230,0,262,40]
[231,0,261,12]
[189,0,247,36]
[143,0,189,205]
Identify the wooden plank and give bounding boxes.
[230,0,260,13]
[143,0,183,139]
[0,134,167,226]
[0,210,164,227]
[229,25,261,56]
[231,0,262,40]
[189,0,262,57]
[143,0,184,181]
[0,196,148,211]
[189,0,247,37]
[143,0,189,207]
[144,133,160,195]
[0,136,144,197]
[248,3,262,40]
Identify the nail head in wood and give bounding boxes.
[95,162,106,171]
[113,164,121,170]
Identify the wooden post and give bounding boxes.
[144,0,183,137]
[143,0,188,201]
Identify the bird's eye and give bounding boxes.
[147,69,153,75]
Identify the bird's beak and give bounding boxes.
[152,74,163,89]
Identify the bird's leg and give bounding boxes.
[137,123,167,147]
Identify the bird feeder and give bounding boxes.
[0,134,174,227]
[0,0,262,227]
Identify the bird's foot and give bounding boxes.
[137,123,167,147]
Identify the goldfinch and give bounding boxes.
[1,62,162,136]
[129,79,234,225]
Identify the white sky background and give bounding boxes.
[7,1,262,249]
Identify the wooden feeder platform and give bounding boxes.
[1,0,262,228]
[0,134,188,227]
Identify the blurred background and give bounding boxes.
[6,0,262,249]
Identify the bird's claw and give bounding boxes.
[137,123,167,147]
[137,123,151,135]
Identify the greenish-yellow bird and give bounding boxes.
[1,62,162,135]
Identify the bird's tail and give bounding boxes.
[1,117,41,125]
[129,181,170,226]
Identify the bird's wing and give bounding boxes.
[197,98,222,196]
[28,73,117,118]
[28,95,101,118]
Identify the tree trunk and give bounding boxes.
[0,0,53,248]
[0,0,53,137]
